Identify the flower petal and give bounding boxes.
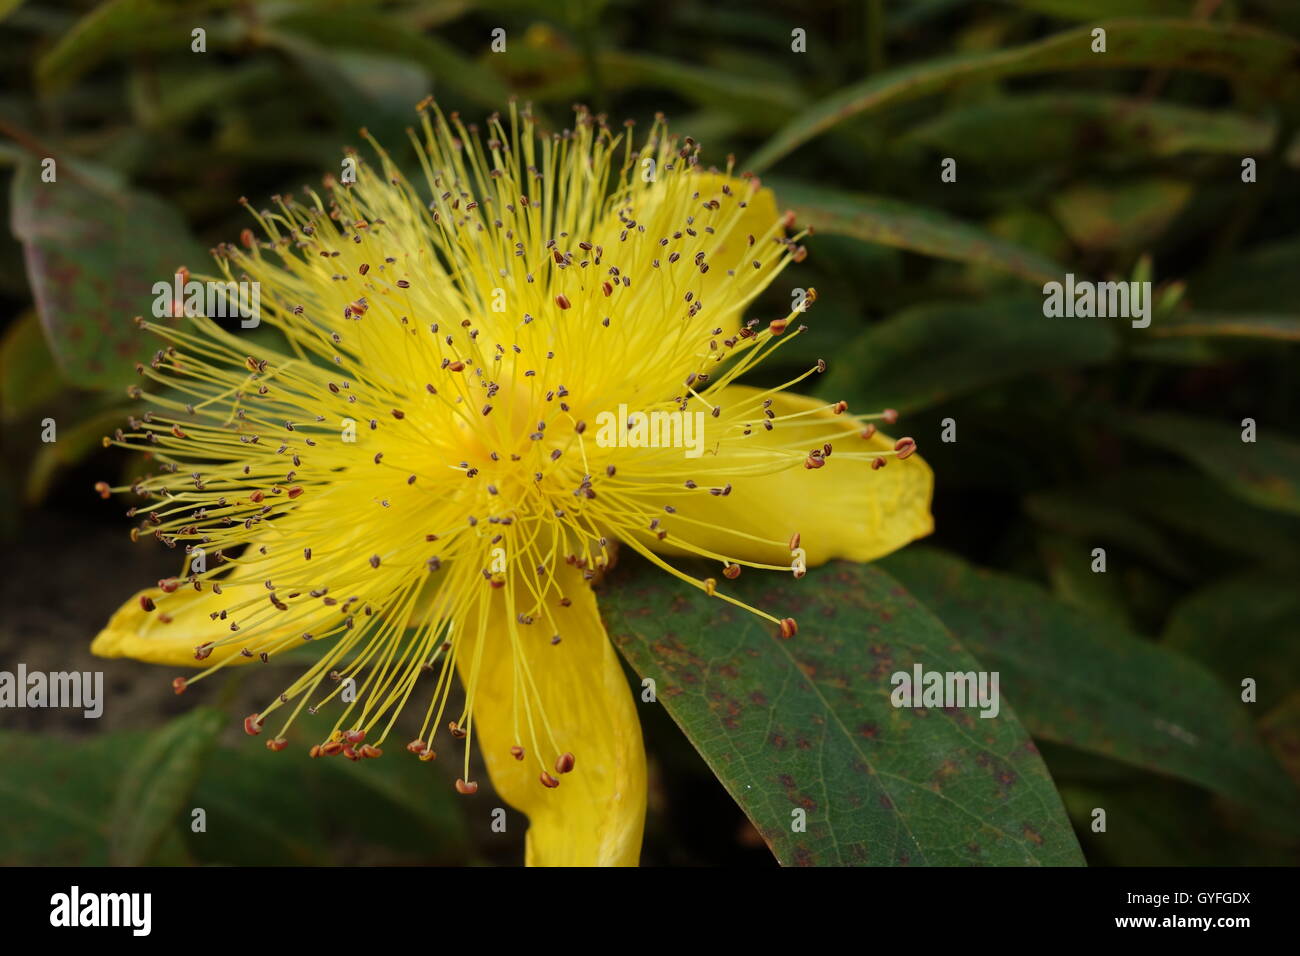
[457,562,646,866]
[585,171,784,393]
[642,386,934,567]
[92,584,297,667]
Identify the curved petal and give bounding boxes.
[639,386,934,567]
[457,562,646,866]
[92,584,301,667]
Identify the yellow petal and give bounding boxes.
[584,171,784,396]
[92,584,297,667]
[642,386,934,567]
[456,562,645,866]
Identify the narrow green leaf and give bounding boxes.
[1149,312,1300,341]
[108,707,224,865]
[36,0,242,92]
[268,9,511,109]
[1189,238,1300,312]
[600,559,1084,866]
[902,94,1278,167]
[815,296,1116,414]
[775,179,1064,282]
[881,548,1300,830]
[1004,0,1220,20]
[749,19,1300,170]
[1117,413,1300,517]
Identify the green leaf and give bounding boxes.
[1066,468,1300,568]
[1164,573,1300,697]
[1024,488,1194,579]
[268,9,511,109]
[9,157,208,390]
[815,295,1116,414]
[1189,238,1300,312]
[881,548,1300,830]
[186,732,472,866]
[749,19,1300,170]
[36,0,242,92]
[1004,0,1222,21]
[0,309,63,421]
[599,559,1084,866]
[1035,531,1135,627]
[1049,178,1192,252]
[1149,312,1300,341]
[774,179,1064,282]
[1117,413,1300,517]
[1059,777,1298,866]
[1260,693,1300,791]
[0,730,145,865]
[599,51,803,123]
[902,94,1277,168]
[108,707,224,865]
[25,406,130,503]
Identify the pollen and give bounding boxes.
[96,102,917,795]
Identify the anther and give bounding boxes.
[243,713,263,736]
[539,772,560,789]
[555,752,575,774]
[455,779,479,794]
[511,745,525,761]
[778,618,798,640]
[266,737,289,752]
[894,437,917,460]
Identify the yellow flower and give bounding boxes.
[91,102,933,866]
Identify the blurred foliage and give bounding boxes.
[1,0,1298,866]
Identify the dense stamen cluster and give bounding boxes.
[97,101,913,793]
